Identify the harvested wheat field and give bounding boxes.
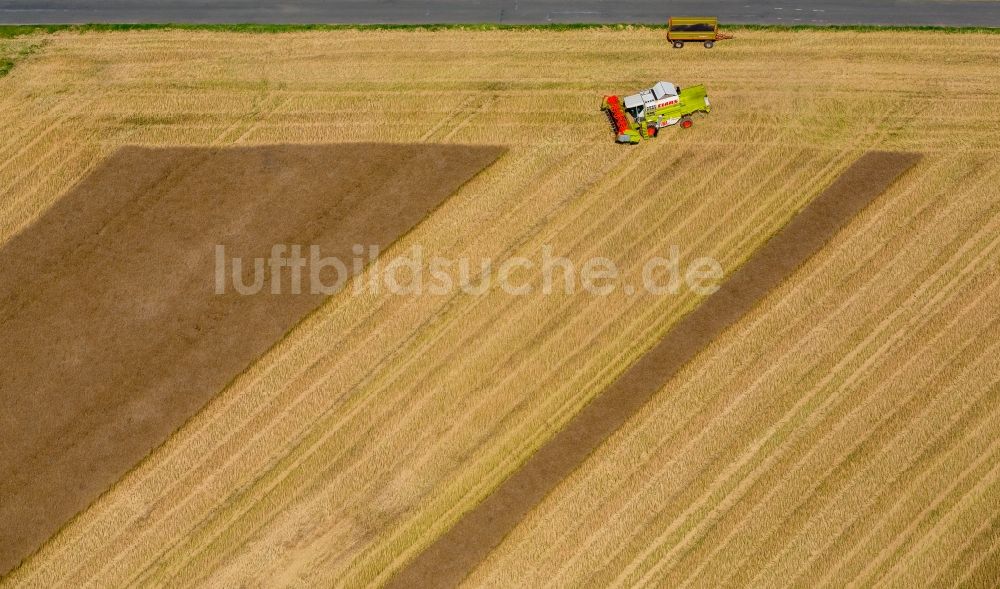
[1,27,998,587]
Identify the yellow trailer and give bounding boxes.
[667,16,733,49]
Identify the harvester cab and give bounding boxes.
[623,82,678,122]
[602,81,711,144]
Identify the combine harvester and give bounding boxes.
[602,81,711,144]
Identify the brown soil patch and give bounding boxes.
[0,143,503,577]
[388,151,921,588]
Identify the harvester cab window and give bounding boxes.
[623,94,644,118]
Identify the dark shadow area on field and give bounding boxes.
[0,143,504,577]
[388,151,922,589]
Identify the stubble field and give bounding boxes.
[0,27,997,587]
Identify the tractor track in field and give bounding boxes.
[387,151,921,588]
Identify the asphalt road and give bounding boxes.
[2,0,1000,26]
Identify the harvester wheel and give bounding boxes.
[647,126,657,137]
[704,40,715,49]
[680,117,693,129]
[672,41,684,49]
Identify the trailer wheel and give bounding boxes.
[680,117,693,129]
[672,41,684,49]
[704,40,715,49]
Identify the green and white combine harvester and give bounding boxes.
[602,81,711,144]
